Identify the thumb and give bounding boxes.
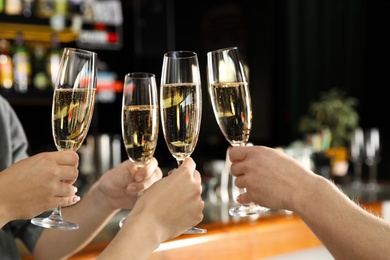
[236,192,251,205]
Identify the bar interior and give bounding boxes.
[1,0,389,259]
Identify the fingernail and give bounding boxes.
[128,184,137,192]
[73,186,78,193]
[73,196,81,202]
[134,175,143,182]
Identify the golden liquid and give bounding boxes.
[122,105,159,165]
[209,82,251,145]
[161,83,201,161]
[52,88,96,151]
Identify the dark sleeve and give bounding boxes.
[6,216,47,253]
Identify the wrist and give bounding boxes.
[289,172,328,214]
[105,208,162,259]
[85,181,119,214]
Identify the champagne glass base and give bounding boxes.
[183,226,207,234]
[31,217,79,230]
[229,203,269,217]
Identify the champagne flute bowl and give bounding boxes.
[350,127,365,188]
[160,50,206,234]
[31,48,97,230]
[365,127,381,191]
[119,72,159,228]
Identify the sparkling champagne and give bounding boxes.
[52,88,96,151]
[122,105,159,166]
[209,82,251,146]
[161,83,201,161]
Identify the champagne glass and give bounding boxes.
[365,128,381,190]
[350,127,365,188]
[31,48,97,230]
[160,51,207,234]
[207,46,269,217]
[119,72,159,228]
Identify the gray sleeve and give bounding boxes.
[0,95,29,171]
[0,95,43,253]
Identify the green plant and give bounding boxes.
[298,88,359,148]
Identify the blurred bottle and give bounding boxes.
[46,34,62,89]
[5,0,23,15]
[0,38,14,90]
[0,0,4,13]
[12,32,31,93]
[32,44,49,91]
[69,0,83,33]
[50,0,68,31]
[35,0,55,18]
[22,0,34,17]
[55,0,67,15]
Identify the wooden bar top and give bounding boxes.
[21,202,382,260]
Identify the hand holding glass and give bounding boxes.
[207,46,269,217]
[31,48,97,230]
[119,72,159,228]
[160,51,206,234]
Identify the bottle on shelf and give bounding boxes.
[0,0,4,13]
[5,0,23,15]
[35,0,55,18]
[12,31,32,93]
[32,44,49,91]
[22,0,34,17]
[0,38,14,90]
[46,34,62,89]
[50,0,68,31]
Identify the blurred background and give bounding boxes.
[1,0,389,184]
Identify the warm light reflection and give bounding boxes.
[155,233,224,252]
[218,59,236,82]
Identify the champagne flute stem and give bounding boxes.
[352,161,363,188]
[234,144,246,196]
[176,158,207,234]
[367,161,379,190]
[228,144,269,217]
[136,164,145,197]
[176,159,184,167]
[51,206,65,222]
[119,163,146,228]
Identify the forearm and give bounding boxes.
[294,176,390,259]
[33,183,119,260]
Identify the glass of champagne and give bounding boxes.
[365,127,381,191]
[119,72,159,228]
[160,50,207,234]
[207,46,269,217]
[31,48,97,230]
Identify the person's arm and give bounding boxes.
[97,157,204,260]
[229,145,390,260]
[295,175,390,260]
[33,157,163,260]
[0,151,80,228]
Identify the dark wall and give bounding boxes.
[96,0,274,169]
[84,0,390,177]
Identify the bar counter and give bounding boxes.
[21,201,382,260]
